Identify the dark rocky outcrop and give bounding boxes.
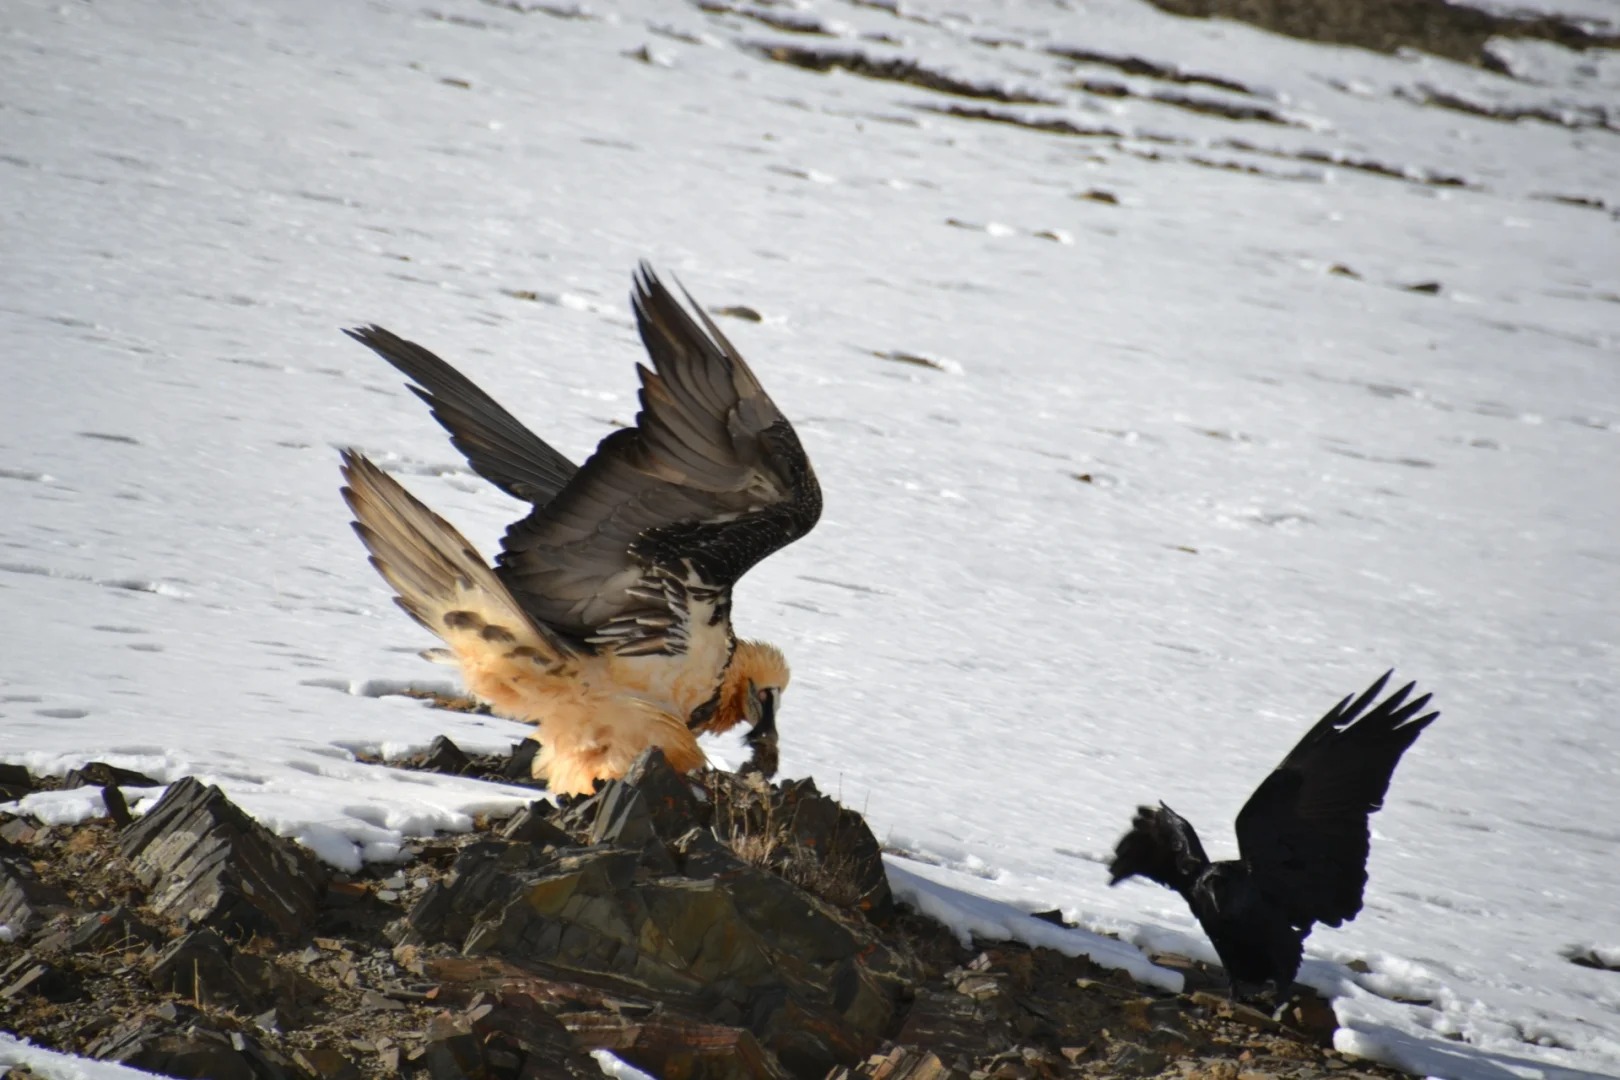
[396,752,904,1077]
[0,763,35,802]
[0,860,74,937]
[0,750,1411,1080]
[119,776,329,943]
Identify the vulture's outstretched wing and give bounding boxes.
[1108,802,1211,900]
[345,325,579,506]
[1235,672,1437,929]
[494,264,822,652]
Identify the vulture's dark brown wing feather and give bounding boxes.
[1234,671,1437,929]
[494,264,822,649]
[344,325,579,505]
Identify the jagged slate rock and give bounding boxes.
[831,956,897,1041]
[465,851,769,1001]
[568,1011,788,1080]
[359,989,407,1012]
[423,735,473,776]
[578,781,677,874]
[119,776,327,942]
[893,986,985,1063]
[776,778,893,924]
[623,748,706,840]
[552,779,620,838]
[672,825,918,1007]
[1,956,82,1002]
[0,818,44,846]
[0,763,33,801]
[404,882,454,944]
[0,858,74,936]
[235,1035,306,1080]
[636,877,781,990]
[91,1016,296,1080]
[463,849,639,956]
[405,840,554,946]
[150,929,265,1012]
[292,1047,363,1080]
[500,802,575,847]
[671,824,740,877]
[101,783,134,826]
[1121,995,1184,1033]
[502,739,540,781]
[467,991,603,1078]
[424,1032,487,1079]
[588,782,657,848]
[1108,1041,1167,1076]
[63,761,163,790]
[827,1047,965,1080]
[753,991,876,1078]
[1188,990,1284,1033]
[69,904,165,952]
[675,829,866,981]
[1278,986,1338,1046]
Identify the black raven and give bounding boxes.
[1107,671,1437,1000]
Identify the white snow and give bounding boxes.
[2,0,1617,1076]
[591,1049,659,1080]
[0,1036,163,1079]
[887,857,1182,991]
[0,787,161,827]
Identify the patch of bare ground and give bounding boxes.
[1063,75,1299,124]
[1047,46,1264,97]
[1138,0,1619,71]
[2,749,1414,1080]
[912,104,1475,189]
[702,2,838,36]
[750,43,1059,104]
[1393,84,1618,132]
[913,103,1135,141]
[1531,191,1615,215]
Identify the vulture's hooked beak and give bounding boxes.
[747,684,781,745]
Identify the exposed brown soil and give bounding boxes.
[1138,0,1619,70]
[750,44,1059,105]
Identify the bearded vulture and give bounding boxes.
[339,265,821,794]
[1107,671,1437,1000]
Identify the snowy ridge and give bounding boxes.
[3,0,1617,1075]
[886,857,1183,992]
[0,1036,164,1080]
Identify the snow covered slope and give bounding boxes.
[2,0,1617,1075]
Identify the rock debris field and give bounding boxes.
[1,743,1417,1080]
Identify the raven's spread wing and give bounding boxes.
[1235,671,1437,929]
[345,326,580,506]
[1108,802,1212,900]
[494,264,822,652]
